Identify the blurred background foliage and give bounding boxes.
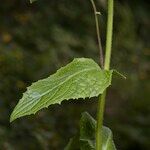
[0,0,149,149]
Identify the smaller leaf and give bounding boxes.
[80,112,116,150]
[65,112,117,150]
[79,112,96,149]
[80,139,95,150]
[102,127,116,150]
[80,112,96,140]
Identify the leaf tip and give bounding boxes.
[10,109,19,123]
[10,113,15,123]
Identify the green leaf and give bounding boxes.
[65,112,116,150]
[80,112,96,140]
[80,112,116,150]
[10,58,113,122]
[102,127,116,150]
[79,112,96,150]
[80,139,95,150]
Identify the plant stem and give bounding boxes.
[96,0,114,150]
[90,0,104,68]
[104,0,114,70]
[96,91,106,150]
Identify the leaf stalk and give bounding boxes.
[90,0,104,68]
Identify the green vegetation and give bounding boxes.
[0,0,149,149]
[10,0,116,149]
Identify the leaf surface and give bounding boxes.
[10,58,113,122]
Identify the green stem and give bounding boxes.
[96,91,106,150]
[96,0,114,150]
[104,0,114,71]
